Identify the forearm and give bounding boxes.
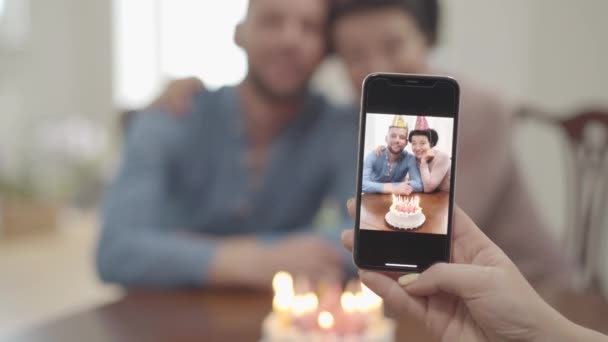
[536,309,608,342]
[567,325,608,342]
[97,227,284,289]
[362,155,385,193]
[211,228,355,288]
[409,179,423,192]
[407,161,424,192]
[565,324,608,342]
[362,179,387,193]
[206,237,264,288]
[420,159,449,193]
[97,227,217,288]
[419,161,435,193]
[382,182,402,194]
[258,224,356,276]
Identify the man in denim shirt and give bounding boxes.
[97,0,356,289]
[362,115,422,194]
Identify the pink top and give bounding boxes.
[438,71,573,287]
[418,149,451,192]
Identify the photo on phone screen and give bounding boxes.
[354,74,459,272]
[360,113,454,234]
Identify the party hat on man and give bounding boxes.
[391,115,408,129]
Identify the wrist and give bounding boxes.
[554,320,608,342]
[208,238,264,287]
[532,307,585,342]
[383,183,394,193]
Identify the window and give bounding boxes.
[0,0,29,49]
[112,0,248,108]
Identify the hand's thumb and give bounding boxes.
[404,263,492,299]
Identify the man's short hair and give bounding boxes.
[329,0,440,46]
[388,125,409,135]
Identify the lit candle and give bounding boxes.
[303,292,319,313]
[291,295,307,317]
[361,283,384,329]
[318,281,341,313]
[273,271,294,293]
[264,275,395,342]
[291,292,318,317]
[295,292,318,331]
[340,291,357,314]
[318,311,335,330]
[273,292,294,326]
[340,291,366,336]
[272,272,295,327]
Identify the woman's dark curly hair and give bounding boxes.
[329,0,440,46]
[408,129,439,147]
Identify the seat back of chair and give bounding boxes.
[517,107,608,293]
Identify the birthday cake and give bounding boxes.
[385,195,425,230]
[260,272,396,342]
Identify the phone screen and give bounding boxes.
[354,73,459,272]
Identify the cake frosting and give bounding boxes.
[385,195,425,230]
[261,273,396,342]
[260,312,395,342]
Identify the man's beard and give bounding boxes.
[388,145,404,155]
[247,68,308,103]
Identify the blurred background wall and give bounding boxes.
[0,0,112,203]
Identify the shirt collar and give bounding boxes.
[383,148,406,162]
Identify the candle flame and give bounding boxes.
[291,295,306,316]
[304,292,319,312]
[291,292,318,316]
[361,283,383,310]
[392,194,422,211]
[354,283,383,312]
[317,311,335,330]
[354,292,367,312]
[392,194,407,205]
[272,272,295,315]
[273,292,294,312]
[270,273,385,328]
[340,291,357,314]
[272,271,294,294]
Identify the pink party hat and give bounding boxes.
[415,116,429,130]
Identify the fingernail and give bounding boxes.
[398,273,419,287]
[341,230,348,239]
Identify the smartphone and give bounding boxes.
[354,73,459,273]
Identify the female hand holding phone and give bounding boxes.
[342,206,607,342]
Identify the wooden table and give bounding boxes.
[6,289,607,342]
[360,192,449,234]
